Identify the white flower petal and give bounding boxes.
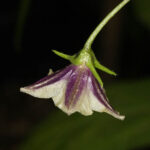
[75,90,93,115]
[52,81,67,108]
[52,83,77,115]
[88,90,125,120]
[88,90,106,112]
[52,85,93,115]
[20,80,66,99]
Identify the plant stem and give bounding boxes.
[83,0,130,50]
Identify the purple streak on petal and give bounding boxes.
[27,65,76,89]
[65,66,88,109]
[89,72,115,112]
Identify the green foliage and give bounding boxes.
[19,78,150,150]
[133,0,150,29]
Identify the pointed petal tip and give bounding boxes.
[20,87,32,96]
[104,109,125,120]
[111,110,125,120]
[20,87,25,93]
[111,112,125,120]
[116,115,125,121]
[20,87,35,97]
[20,87,30,95]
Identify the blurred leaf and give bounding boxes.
[133,0,150,29]
[19,78,150,150]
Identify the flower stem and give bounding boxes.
[83,0,130,50]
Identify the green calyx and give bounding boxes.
[52,48,116,87]
[52,0,130,87]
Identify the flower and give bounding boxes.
[20,64,124,120]
[20,0,130,120]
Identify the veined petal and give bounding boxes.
[88,88,124,120]
[74,89,93,115]
[20,80,66,99]
[20,65,76,98]
[65,65,87,109]
[52,82,74,114]
[52,82,92,116]
[52,65,92,115]
[27,65,74,88]
[88,72,125,120]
